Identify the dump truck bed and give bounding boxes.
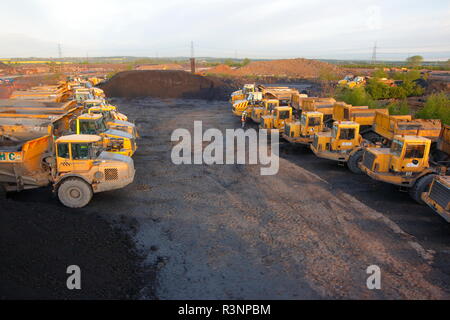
[0,135,52,190]
[374,111,442,141]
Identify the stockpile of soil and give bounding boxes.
[207,58,344,79]
[99,70,240,100]
[206,64,235,75]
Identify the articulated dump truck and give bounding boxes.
[359,124,449,204]
[310,109,442,174]
[232,86,298,117]
[73,113,137,157]
[0,132,135,208]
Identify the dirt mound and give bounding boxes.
[207,58,344,79]
[207,64,235,75]
[99,70,239,100]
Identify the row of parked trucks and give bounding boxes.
[0,77,138,208]
[230,84,450,223]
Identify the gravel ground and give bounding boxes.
[1,96,450,299]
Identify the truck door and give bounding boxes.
[56,142,73,172]
[71,143,92,172]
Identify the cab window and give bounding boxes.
[71,143,91,160]
[404,144,425,159]
[308,117,321,126]
[79,120,98,134]
[278,111,290,120]
[57,143,70,158]
[339,128,355,140]
[390,140,404,157]
[300,114,307,126]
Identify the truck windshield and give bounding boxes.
[308,117,321,126]
[390,140,404,157]
[71,143,91,160]
[404,144,425,159]
[278,111,290,120]
[339,128,355,140]
[79,120,98,134]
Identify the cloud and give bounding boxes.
[0,0,449,60]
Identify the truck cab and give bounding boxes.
[311,121,361,160]
[283,111,324,145]
[232,91,262,117]
[251,99,279,123]
[360,135,431,178]
[230,84,256,103]
[260,106,292,133]
[73,113,136,157]
[83,99,128,121]
[86,105,138,139]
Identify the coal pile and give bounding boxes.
[99,70,240,100]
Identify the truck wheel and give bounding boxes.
[347,150,364,174]
[409,174,436,204]
[58,178,93,208]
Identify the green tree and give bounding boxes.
[406,55,423,68]
[242,58,251,66]
[386,100,410,115]
[372,68,387,79]
[416,92,450,125]
[336,87,376,107]
[392,70,421,81]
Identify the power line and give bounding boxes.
[371,41,377,64]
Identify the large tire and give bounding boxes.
[347,149,364,174]
[57,178,93,208]
[409,174,436,204]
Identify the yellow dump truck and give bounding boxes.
[310,121,366,173]
[87,105,138,139]
[232,91,263,117]
[0,99,78,116]
[421,175,450,222]
[73,113,137,157]
[300,97,336,123]
[282,111,325,145]
[250,99,281,124]
[259,106,293,133]
[0,133,135,208]
[83,99,128,121]
[10,89,72,103]
[230,84,257,103]
[359,125,449,204]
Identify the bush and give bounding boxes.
[386,100,410,115]
[336,87,376,107]
[416,92,450,125]
[391,70,421,81]
[365,78,392,100]
[372,68,388,78]
[399,80,424,97]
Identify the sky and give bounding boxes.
[0,0,449,60]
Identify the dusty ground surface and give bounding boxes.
[2,96,450,299]
[117,97,449,299]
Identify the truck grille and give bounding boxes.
[362,151,376,170]
[429,180,450,209]
[105,168,119,181]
